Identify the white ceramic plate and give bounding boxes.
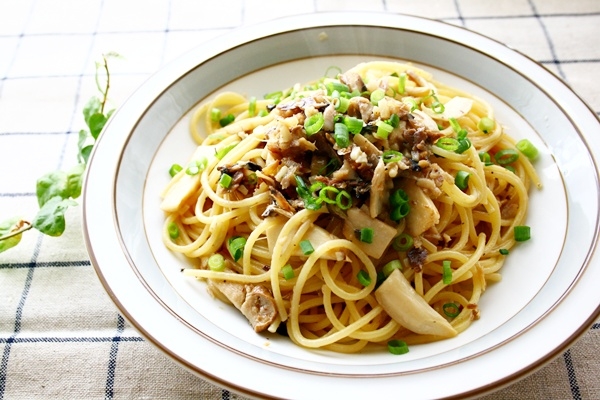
[83,12,600,399]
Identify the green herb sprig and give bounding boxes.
[0,52,121,253]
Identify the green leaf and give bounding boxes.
[83,97,102,126]
[0,218,26,253]
[67,163,86,199]
[78,129,93,164]
[36,171,69,207]
[80,145,94,165]
[88,112,108,139]
[32,197,77,237]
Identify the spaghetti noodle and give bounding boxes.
[160,61,540,353]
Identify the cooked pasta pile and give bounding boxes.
[160,61,540,354]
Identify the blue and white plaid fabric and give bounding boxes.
[1,0,599,398]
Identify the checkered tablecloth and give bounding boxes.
[1,0,599,399]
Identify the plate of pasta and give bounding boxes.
[83,12,600,399]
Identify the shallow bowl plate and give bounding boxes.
[83,12,600,399]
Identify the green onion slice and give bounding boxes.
[334,122,351,148]
[216,143,237,160]
[335,190,352,210]
[219,173,233,189]
[356,269,372,287]
[398,73,407,94]
[167,222,179,239]
[442,260,452,284]
[248,96,257,117]
[382,259,402,277]
[392,233,413,251]
[499,248,509,255]
[281,264,295,280]
[495,148,519,165]
[435,137,459,152]
[390,189,409,207]
[514,225,531,242]
[208,253,225,271]
[390,202,410,221]
[516,139,539,160]
[219,113,235,127]
[304,112,325,135]
[319,186,340,205]
[370,89,385,105]
[210,108,221,122]
[456,138,471,154]
[387,339,409,355]
[375,121,394,139]
[169,163,183,177]
[357,228,374,244]
[442,303,461,318]
[382,150,404,164]
[299,240,314,255]
[455,170,470,190]
[343,116,363,134]
[478,116,495,134]
[227,236,247,262]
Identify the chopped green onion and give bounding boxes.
[479,151,493,166]
[398,72,407,94]
[390,189,409,207]
[169,163,183,177]
[516,139,539,160]
[478,116,495,134]
[168,222,179,239]
[319,186,340,204]
[219,173,233,189]
[185,157,208,175]
[442,260,452,284]
[325,80,349,95]
[208,253,225,271]
[357,228,374,244]
[455,170,470,190]
[304,112,325,135]
[333,91,350,113]
[403,98,418,112]
[390,202,410,221]
[299,240,314,255]
[435,137,459,152]
[431,98,445,114]
[210,108,221,122]
[335,190,353,210]
[219,113,235,127]
[392,233,413,251]
[295,175,322,211]
[309,181,325,196]
[375,121,394,139]
[387,339,409,355]
[382,259,402,277]
[499,248,509,255]
[382,150,404,164]
[495,148,519,165]
[514,225,531,242]
[448,117,461,133]
[457,129,468,141]
[258,109,269,117]
[370,89,385,105]
[281,264,295,280]
[334,122,351,148]
[505,165,516,174]
[248,96,257,117]
[343,116,363,134]
[356,269,372,287]
[227,236,247,262]
[216,144,237,160]
[264,90,283,103]
[442,303,461,318]
[388,113,400,128]
[456,138,471,154]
